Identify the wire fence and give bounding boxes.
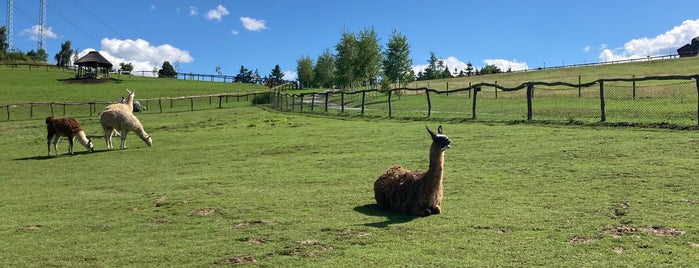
[271,75,699,127]
[0,92,265,121]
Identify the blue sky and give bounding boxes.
[3,0,699,80]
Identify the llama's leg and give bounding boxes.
[410,207,432,217]
[47,134,52,156]
[68,136,75,155]
[104,129,112,150]
[120,131,128,149]
[52,136,61,156]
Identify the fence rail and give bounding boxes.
[271,75,699,127]
[0,92,266,121]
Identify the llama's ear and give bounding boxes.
[425,125,435,137]
[126,88,132,93]
[438,125,443,134]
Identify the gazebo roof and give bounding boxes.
[74,51,113,68]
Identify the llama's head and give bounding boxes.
[426,125,451,151]
[125,89,135,99]
[145,135,153,147]
[86,137,94,152]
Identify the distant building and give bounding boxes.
[677,36,699,57]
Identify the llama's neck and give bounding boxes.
[75,131,91,148]
[134,127,150,141]
[125,94,134,107]
[422,145,445,187]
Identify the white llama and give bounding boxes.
[45,116,94,156]
[104,89,135,113]
[99,109,152,150]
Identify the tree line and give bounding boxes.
[293,28,507,90]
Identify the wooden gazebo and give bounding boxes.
[74,51,113,79]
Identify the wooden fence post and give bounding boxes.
[526,84,534,120]
[30,104,34,118]
[219,96,223,108]
[388,90,393,118]
[696,77,699,125]
[158,99,163,113]
[6,105,9,121]
[361,91,366,115]
[578,75,582,98]
[341,92,345,113]
[311,94,315,112]
[50,103,54,116]
[190,98,194,111]
[599,80,606,122]
[472,87,479,120]
[632,75,636,99]
[324,92,329,112]
[300,94,304,112]
[425,88,432,118]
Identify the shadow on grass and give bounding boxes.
[353,203,418,228]
[14,150,107,160]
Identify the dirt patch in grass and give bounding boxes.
[232,220,276,229]
[604,225,685,237]
[240,237,268,244]
[567,236,599,244]
[193,208,216,216]
[213,255,257,265]
[19,224,43,231]
[280,239,333,257]
[59,78,121,84]
[154,195,169,207]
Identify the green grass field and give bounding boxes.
[1,60,699,266]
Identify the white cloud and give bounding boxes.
[284,70,297,81]
[206,5,229,21]
[583,45,590,52]
[189,6,198,16]
[599,18,699,61]
[91,38,193,76]
[19,25,59,41]
[240,17,267,31]
[412,56,529,74]
[230,29,239,35]
[482,58,529,72]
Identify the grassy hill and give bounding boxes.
[1,59,699,266]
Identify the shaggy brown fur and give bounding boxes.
[374,125,451,216]
[46,116,94,156]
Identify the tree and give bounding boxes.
[313,48,335,88]
[158,61,177,78]
[334,30,358,89]
[420,51,440,80]
[480,64,502,75]
[234,65,253,83]
[54,41,73,67]
[120,62,134,72]
[296,56,314,89]
[441,65,453,78]
[466,62,474,76]
[268,64,284,87]
[215,65,222,75]
[26,48,48,62]
[0,26,8,54]
[356,27,382,88]
[382,30,413,87]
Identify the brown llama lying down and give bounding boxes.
[46,116,94,156]
[374,125,451,216]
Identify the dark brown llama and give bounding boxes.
[373,125,451,216]
[46,116,94,156]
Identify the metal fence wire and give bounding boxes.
[272,75,699,127]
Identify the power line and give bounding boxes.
[73,0,123,39]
